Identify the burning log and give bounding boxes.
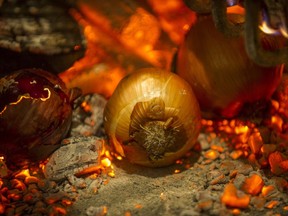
[0,0,86,75]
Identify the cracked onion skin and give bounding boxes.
[176,14,284,119]
[0,68,77,169]
[103,68,201,167]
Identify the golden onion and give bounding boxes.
[103,68,201,167]
[176,14,284,118]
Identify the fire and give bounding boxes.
[101,157,111,167]
[234,125,249,135]
[146,0,196,44]
[59,9,128,98]
[14,169,30,179]
[259,21,279,35]
[259,16,288,38]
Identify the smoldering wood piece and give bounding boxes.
[70,93,107,137]
[0,0,86,74]
[43,136,104,181]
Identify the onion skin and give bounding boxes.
[0,68,74,169]
[176,15,284,118]
[104,68,201,167]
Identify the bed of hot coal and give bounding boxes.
[0,91,288,216]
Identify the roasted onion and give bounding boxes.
[104,68,201,167]
[0,68,78,168]
[176,14,284,118]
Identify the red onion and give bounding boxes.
[0,68,77,169]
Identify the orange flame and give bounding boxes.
[259,21,279,35]
[101,158,111,167]
[259,20,288,38]
[14,169,31,179]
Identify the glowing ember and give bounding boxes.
[204,150,219,160]
[101,158,111,168]
[174,169,181,174]
[261,185,276,197]
[247,131,263,154]
[0,157,8,178]
[241,174,264,195]
[81,101,92,112]
[210,145,224,153]
[230,150,243,160]
[14,169,30,179]
[0,204,4,215]
[231,208,241,215]
[201,75,288,175]
[221,183,250,208]
[268,151,286,175]
[265,200,279,209]
[134,204,142,209]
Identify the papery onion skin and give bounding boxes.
[104,68,201,167]
[176,14,284,119]
[0,68,74,169]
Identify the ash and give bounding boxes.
[68,133,288,216]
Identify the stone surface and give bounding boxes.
[43,136,104,181]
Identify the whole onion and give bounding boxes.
[0,68,77,169]
[104,68,201,167]
[176,14,284,118]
